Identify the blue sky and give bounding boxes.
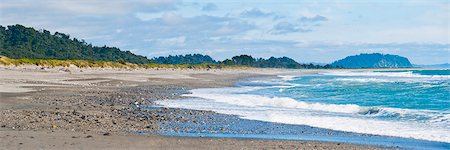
[0,0,448,64]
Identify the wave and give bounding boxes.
[187,87,448,121]
[247,76,302,88]
[335,78,392,83]
[245,112,450,143]
[191,86,265,94]
[187,92,367,114]
[157,86,450,143]
[334,78,449,85]
[278,75,297,81]
[156,97,450,143]
[321,71,450,79]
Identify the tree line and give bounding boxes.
[0,24,150,64]
[0,24,336,69]
[220,55,333,69]
[151,54,334,69]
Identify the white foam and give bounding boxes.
[278,75,297,81]
[335,78,392,83]
[247,112,450,143]
[249,77,302,88]
[190,86,265,94]
[321,71,450,79]
[157,87,450,143]
[186,89,368,114]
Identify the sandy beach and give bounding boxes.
[0,65,385,149]
[2,0,448,149]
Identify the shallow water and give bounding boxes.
[156,69,450,145]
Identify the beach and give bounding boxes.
[0,65,390,149]
[2,0,448,149]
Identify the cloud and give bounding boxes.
[135,13,255,38]
[271,21,311,34]
[0,0,179,16]
[108,13,257,56]
[146,36,187,47]
[299,15,328,22]
[1,0,447,65]
[144,38,300,59]
[291,42,450,64]
[0,0,183,46]
[0,0,257,59]
[240,8,275,18]
[270,15,328,34]
[202,3,218,11]
[143,37,449,64]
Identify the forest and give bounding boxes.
[0,24,335,69]
[0,25,150,64]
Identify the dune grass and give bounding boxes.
[0,56,247,69]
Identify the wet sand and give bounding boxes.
[0,65,384,149]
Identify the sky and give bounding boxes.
[0,0,449,64]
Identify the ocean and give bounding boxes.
[156,69,450,145]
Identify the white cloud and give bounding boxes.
[148,36,186,46]
[0,0,179,16]
[202,3,218,11]
[270,15,328,34]
[0,0,448,64]
[240,8,275,18]
[133,14,255,39]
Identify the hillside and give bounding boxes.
[0,24,335,69]
[220,55,331,69]
[152,54,217,64]
[331,53,413,68]
[0,24,150,64]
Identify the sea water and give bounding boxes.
[156,69,450,143]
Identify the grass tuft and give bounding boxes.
[0,56,248,69]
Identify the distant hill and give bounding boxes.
[220,55,332,69]
[0,24,335,69]
[413,63,450,68]
[306,62,328,66]
[331,53,413,68]
[152,54,217,64]
[0,24,150,64]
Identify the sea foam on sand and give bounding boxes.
[157,85,450,143]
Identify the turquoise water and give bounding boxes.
[251,70,450,111]
[156,69,450,143]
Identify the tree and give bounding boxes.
[231,55,255,66]
[0,24,338,69]
[0,24,151,64]
[151,54,217,64]
[220,59,234,65]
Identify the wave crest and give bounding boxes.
[321,71,450,79]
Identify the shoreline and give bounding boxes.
[153,75,449,150]
[0,65,429,149]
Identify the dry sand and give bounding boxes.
[0,65,385,150]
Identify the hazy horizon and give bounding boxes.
[1,0,448,64]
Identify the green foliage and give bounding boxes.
[152,54,217,64]
[0,56,246,69]
[0,24,338,69]
[231,55,255,66]
[117,58,126,65]
[221,59,234,65]
[0,24,150,64]
[219,55,331,69]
